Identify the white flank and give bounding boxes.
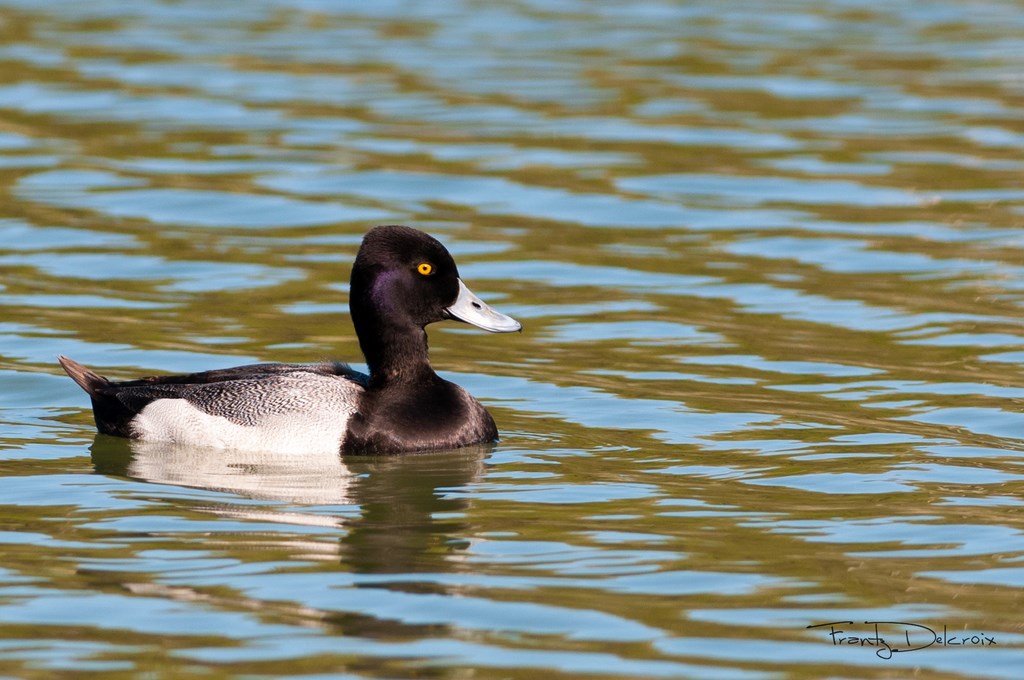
[132,398,351,455]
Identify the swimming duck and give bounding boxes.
[59,225,521,455]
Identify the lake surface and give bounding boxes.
[1,0,1023,677]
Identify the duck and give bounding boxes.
[59,225,521,455]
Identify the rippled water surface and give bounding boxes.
[2,1,1024,677]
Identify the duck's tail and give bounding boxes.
[58,356,109,396]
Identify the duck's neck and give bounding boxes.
[351,269,439,387]
[358,318,435,387]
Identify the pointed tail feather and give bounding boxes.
[58,356,109,396]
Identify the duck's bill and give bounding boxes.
[445,279,522,333]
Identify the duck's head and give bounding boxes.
[349,226,520,360]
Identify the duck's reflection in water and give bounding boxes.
[340,446,489,573]
[92,435,356,505]
[91,436,491,636]
[89,436,488,550]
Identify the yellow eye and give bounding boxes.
[417,262,434,276]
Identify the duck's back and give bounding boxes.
[60,358,367,454]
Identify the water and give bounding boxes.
[1,0,1023,677]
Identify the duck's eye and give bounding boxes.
[416,262,434,276]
